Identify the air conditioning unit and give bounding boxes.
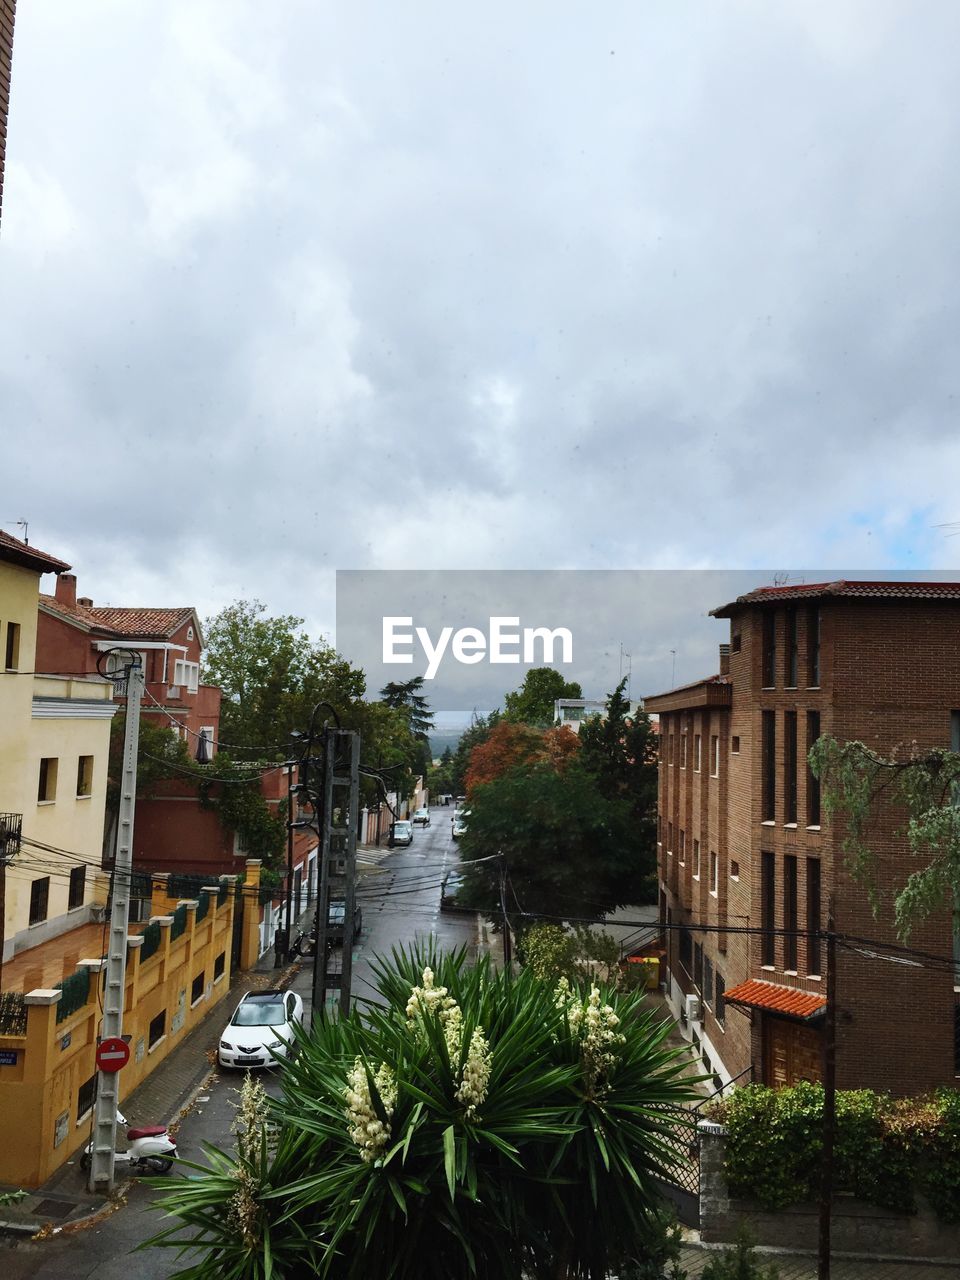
[683,993,701,1023]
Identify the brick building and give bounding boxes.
[645,581,960,1097]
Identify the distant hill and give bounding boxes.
[428,730,465,761]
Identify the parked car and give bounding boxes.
[390,819,413,847]
[451,810,469,839]
[412,807,431,826]
[219,989,304,1069]
[440,869,466,911]
[328,898,363,941]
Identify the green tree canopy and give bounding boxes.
[810,734,960,938]
[578,678,658,852]
[450,709,502,795]
[202,599,366,755]
[380,676,433,783]
[502,667,583,728]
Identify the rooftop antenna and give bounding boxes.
[7,520,28,545]
[670,649,677,686]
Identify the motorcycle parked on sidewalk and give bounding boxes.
[79,1109,177,1174]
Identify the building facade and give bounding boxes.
[0,532,117,969]
[646,581,960,1097]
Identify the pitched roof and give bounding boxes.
[39,596,199,642]
[711,580,960,616]
[0,530,71,575]
[723,978,826,1021]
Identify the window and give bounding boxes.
[77,1073,97,1122]
[731,735,740,753]
[214,951,226,981]
[731,631,741,654]
[784,711,797,824]
[172,659,199,694]
[4,621,21,670]
[680,734,687,767]
[761,711,775,821]
[710,734,719,777]
[667,821,673,854]
[76,755,94,798]
[807,607,821,686]
[694,734,701,772]
[715,972,726,1026]
[68,865,86,911]
[693,838,701,879]
[191,971,205,1004]
[679,829,685,864]
[784,606,798,686]
[694,941,703,991]
[730,860,740,879]
[761,612,776,687]
[148,1010,166,1048]
[784,855,798,970]
[703,954,714,1009]
[807,711,821,825]
[806,857,822,976]
[761,852,775,965]
[668,733,675,765]
[38,757,58,803]
[709,850,718,894]
[29,877,50,925]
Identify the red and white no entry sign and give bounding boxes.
[95,1036,131,1073]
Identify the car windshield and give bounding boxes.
[395,822,411,833]
[232,1001,285,1027]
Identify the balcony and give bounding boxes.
[0,813,22,863]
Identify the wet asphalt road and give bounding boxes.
[6,807,482,1279]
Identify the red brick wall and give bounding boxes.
[0,1,16,228]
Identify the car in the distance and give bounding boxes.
[390,819,413,847]
[219,989,304,1069]
[412,807,431,826]
[451,809,469,839]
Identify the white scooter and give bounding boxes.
[79,1109,177,1174]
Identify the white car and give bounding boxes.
[219,989,304,1069]
[412,807,431,826]
[390,819,414,847]
[451,810,469,839]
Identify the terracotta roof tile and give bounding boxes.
[0,530,70,574]
[39,596,197,640]
[712,579,960,615]
[722,978,826,1021]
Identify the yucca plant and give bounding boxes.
[144,944,699,1279]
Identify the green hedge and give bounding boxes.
[708,1081,960,1221]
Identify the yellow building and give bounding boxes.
[0,531,116,972]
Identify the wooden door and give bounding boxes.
[763,1017,822,1087]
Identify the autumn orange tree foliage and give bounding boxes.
[464,721,581,793]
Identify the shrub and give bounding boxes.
[145,945,701,1279]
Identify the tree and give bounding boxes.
[146,945,698,1280]
[203,600,366,755]
[449,709,501,795]
[458,757,658,922]
[809,734,960,938]
[503,667,583,728]
[578,678,659,858]
[380,676,434,739]
[464,721,580,792]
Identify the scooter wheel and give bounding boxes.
[144,1156,174,1174]
[79,1151,91,1172]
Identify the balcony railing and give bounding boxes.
[0,813,23,863]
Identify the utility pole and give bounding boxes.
[310,726,360,1018]
[90,653,143,1193]
[498,856,512,968]
[0,813,24,990]
[818,901,837,1280]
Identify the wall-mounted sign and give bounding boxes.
[60,1032,72,1051]
[0,1050,18,1066]
[54,1111,69,1148]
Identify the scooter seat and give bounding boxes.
[126,1125,167,1140]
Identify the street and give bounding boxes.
[4,807,483,1279]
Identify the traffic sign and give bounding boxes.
[95,1036,131,1073]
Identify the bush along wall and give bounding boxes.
[707,1081,960,1221]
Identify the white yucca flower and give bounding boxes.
[344,1057,397,1164]
[455,1026,492,1119]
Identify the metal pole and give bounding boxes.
[90,656,143,1193]
[283,760,296,960]
[818,901,837,1280]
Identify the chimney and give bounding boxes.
[719,643,731,676]
[77,596,93,608]
[55,574,77,608]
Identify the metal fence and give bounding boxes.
[0,991,26,1035]
[55,966,91,1024]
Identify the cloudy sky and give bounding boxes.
[3,1,960,704]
